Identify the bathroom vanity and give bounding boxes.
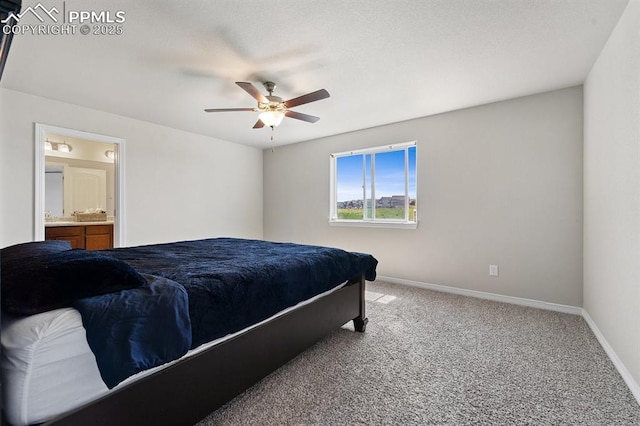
[45,222,114,250]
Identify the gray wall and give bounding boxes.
[264,86,584,307]
[583,0,640,394]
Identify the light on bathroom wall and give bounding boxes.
[105,150,115,160]
[45,139,72,152]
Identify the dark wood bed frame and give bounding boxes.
[41,275,368,426]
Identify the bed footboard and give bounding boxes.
[43,276,367,426]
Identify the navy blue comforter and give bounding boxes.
[74,274,192,388]
[104,238,377,347]
[78,238,377,387]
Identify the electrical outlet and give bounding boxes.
[489,264,499,277]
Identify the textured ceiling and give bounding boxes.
[1,0,630,148]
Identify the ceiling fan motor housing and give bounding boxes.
[259,82,285,112]
[263,81,277,94]
[260,95,286,112]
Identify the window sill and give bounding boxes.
[328,220,418,229]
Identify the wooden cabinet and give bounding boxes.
[85,225,113,250]
[45,224,113,250]
[45,226,85,249]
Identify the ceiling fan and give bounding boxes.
[204,81,330,129]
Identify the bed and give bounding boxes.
[1,237,377,425]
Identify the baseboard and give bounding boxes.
[582,310,640,405]
[375,275,640,406]
[375,275,583,315]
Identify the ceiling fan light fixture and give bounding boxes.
[259,110,285,127]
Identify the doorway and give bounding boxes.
[34,124,126,246]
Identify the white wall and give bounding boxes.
[583,0,640,392]
[264,87,584,307]
[0,88,263,247]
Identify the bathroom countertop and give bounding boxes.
[45,220,114,227]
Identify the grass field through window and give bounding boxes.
[337,207,416,220]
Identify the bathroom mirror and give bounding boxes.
[44,135,113,218]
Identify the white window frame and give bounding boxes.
[329,141,417,229]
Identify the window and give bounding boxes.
[330,141,417,228]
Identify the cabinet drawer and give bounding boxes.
[86,224,113,235]
[45,226,83,238]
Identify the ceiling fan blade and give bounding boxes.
[285,110,320,123]
[236,82,268,103]
[253,119,265,129]
[204,108,256,112]
[284,89,330,108]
